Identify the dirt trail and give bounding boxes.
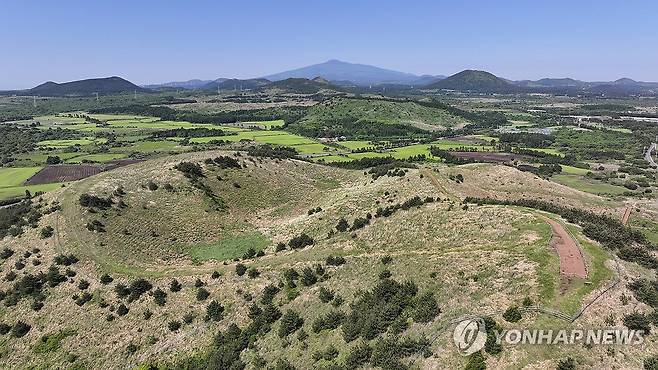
[541,216,587,279]
[645,142,657,167]
[620,206,632,225]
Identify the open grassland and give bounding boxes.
[297,97,469,131]
[37,138,107,147]
[0,182,65,200]
[0,167,43,187]
[0,152,631,369]
[552,174,627,196]
[65,153,128,163]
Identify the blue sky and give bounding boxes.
[1,0,657,89]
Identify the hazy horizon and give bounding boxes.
[2,0,658,89]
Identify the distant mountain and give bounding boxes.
[143,79,214,89]
[411,74,446,86]
[201,78,270,91]
[26,76,148,96]
[426,70,517,93]
[260,77,340,94]
[262,59,424,86]
[513,78,589,89]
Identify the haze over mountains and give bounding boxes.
[4,59,658,96]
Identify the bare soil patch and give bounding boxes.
[25,160,143,185]
[543,216,587,279]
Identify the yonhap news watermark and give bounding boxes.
[453,316,645,356]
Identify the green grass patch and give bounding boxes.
[560,165,590,175]
[37,138,107,147]
[65,153,128,163]
[0,167,43,187]
[0,183,66,200]
[552,174,626,195]
[338,140,377,150]
[187,231,270,262]
[33,329,76,354]
[629,217,658,245]
[430,139,491,151]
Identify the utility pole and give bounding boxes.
[95,92,99,102]
[33,96,36,107]
[134,90,137,99]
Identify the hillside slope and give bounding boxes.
[28,77,148,96]
[427,70,517,93]
[0,152,645,369]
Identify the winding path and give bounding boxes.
[541,216,588,279]
[646,142,657,168]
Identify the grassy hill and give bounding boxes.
[1,149,645,368]
[287,97,470,138]
[27,77,148,96]
[426,70,517,93]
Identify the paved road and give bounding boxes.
[646,142,657,167]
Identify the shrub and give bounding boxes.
[557,357,576,370]
[235,263,247,276]
[278,310,304,338]
[79,194,113,209]
[624,312,651,333]
[644,355,658,370]
[114,284,130,298]
[336,218,349,232]
[350,217,370,231]
[75,292,92,306]
[247,268,260,279]
[412,292,440,323]
[318,287,335,303]
[211,271,220,279]
[169,279,182,292]
[275,242,287,252]
[381,255,393,264]
[342,278,418,342]
[54,254,79,266]
[100,274,113,285]
[11,321,31,338]
[312,311,345,333]
[1,248,14,259]
[344,341,372,369]
[289,233,314,249]
[77,279,90,290]
[153,288,167,306]
[326,255,346,266]
[143,309,153,320]
[243,247,256,259]
[503,305,522,323]
[174,162,203,179]
[116,304,129,316]
[40,226,54,238]
[261,284,279,305]
[0,323,10,335]
[183,313,195,324]
[300,267,317,286]
[86,220,106,232]
[206,300,224,322]
[128,279,153,302]
[146,181,158,191]
[196,287,210,301]
[194,278,205,287]
[283,268,299,288]
[379,270,392,280]
[168,320,181,331]
[465,351,486,370]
